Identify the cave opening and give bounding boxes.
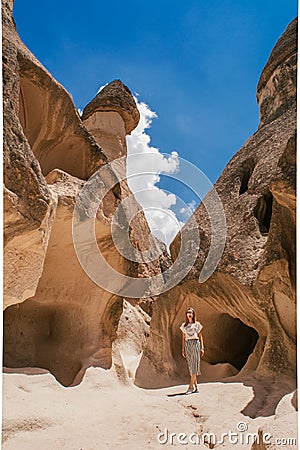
[206,313,259,372]
[223,316,258,370]
[239,158,256,195]
[253,191,273,235]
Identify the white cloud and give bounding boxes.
[179,200,197,218]
[126,97,185,250]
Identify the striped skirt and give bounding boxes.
[184,338,201,375]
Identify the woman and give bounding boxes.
[180,307,204,394]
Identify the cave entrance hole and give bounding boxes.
[253,191,273,235]
[208,313,259,371]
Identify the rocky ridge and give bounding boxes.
[2,0,297,429]
[135,18,297,401]
[3,0,170,387]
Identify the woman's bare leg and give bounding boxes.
[194,375,198,389]
[191,374,196,386]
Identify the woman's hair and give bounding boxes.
[184,307,196,326]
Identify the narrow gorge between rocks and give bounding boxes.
[2,0,298,448]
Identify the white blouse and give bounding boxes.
[180,321,203,340]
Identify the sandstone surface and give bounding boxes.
[3,0,169,387]
[135,19,297,401]
[2,2,297,447]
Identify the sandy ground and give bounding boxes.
[2,302,298,449]
[2,364,298,450]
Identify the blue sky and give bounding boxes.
[13,0,298,246]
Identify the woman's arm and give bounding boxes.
[198,331,204,356]
[181,332,186,357]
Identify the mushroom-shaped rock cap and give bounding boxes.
[257,17,297,93]
[256,17,297,126]
[82,79,140,134]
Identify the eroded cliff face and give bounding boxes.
[257,17,297,127]
[3,0,297,395]
[3,0,169,386]
[135,18,297,389]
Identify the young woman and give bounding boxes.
[180,307,204,394]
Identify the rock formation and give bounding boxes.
[3,0,109,309]
[135,17,297,398]
[82,79,140,138]
[3,0,169,386]
[3,0,297,411]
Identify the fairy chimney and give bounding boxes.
[82,79,140,161]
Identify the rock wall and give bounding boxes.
[3,0,169,386]
[3,0,297,394]
[3,0,55,307]
[135,18,297,388]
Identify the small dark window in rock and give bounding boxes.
[239,158,256,195]
[254,191,273,235]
